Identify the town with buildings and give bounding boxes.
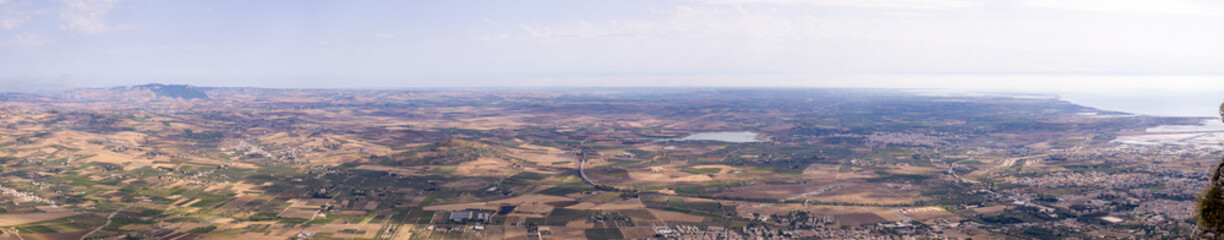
[0,86,1217,239]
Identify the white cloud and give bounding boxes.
[1021,0,1224,16]
[688,0,981,9]
[372,33,397,39]
[694,0,1224,14]
[0,0,33,29]
[506,5,858,42]
[481,0,1223,75]
[59,0,134,34]
[0,34,55,46]
[0,13,28,30]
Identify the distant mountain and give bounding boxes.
[0,92,53,102]
[120,84,209,99]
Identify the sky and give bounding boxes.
[1,0,1222,115]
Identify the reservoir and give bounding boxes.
[665,131,761,143]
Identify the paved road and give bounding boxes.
[577,152,599,187]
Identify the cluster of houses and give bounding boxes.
[448,210,491,223]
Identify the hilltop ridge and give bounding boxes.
[118,83,210,99]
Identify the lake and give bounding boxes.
[664,131,761,143]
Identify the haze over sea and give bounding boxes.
[859,74,1224,118]
[1060,91,1223,118]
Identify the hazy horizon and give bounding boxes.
[2,0,1222,116]
[4,79,1221,118]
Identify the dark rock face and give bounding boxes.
[1194,103,1224,239]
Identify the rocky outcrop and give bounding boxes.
[1195,158,1224,239]
[1193,103,1224,239]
